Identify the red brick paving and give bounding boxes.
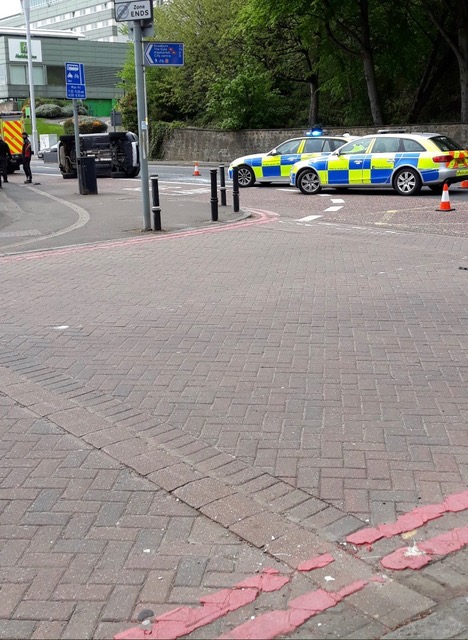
[0,185,468,637]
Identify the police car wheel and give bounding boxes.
[393,168,422,196]
[237,165,255,188]
[297,169,321,195]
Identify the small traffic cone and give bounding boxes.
[193,162,200,176]
[436,183,455,212]
[460,180,468,189]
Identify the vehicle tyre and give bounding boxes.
[297,169,321,195]
[237,165,255,188]
[393,168,422,196]
[62,172,76,179]
[127,167,140,178]
[111,171,127,178]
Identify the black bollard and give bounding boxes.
[210,168,218,221]
[219,164,227,206]
[232,166,240,213]
[150,175,162,231]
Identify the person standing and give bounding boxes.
[0,136,11,187]
[21,131,33,184]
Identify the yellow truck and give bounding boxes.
[0,111,24,173]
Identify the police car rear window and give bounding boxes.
[431,136,463,152]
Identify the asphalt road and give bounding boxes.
[2,160,468,255]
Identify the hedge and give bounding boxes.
[63,116,108,134]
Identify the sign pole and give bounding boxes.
[133,21,151,231]
[73,99,82,192]
[21,0,38,154]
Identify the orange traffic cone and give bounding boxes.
[436,183,455,212]
[193,162,200,176]
[460,180,468,189]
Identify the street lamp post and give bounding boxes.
[21,0,38,155]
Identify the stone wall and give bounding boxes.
[160,124,468,163]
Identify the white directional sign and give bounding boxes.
[114,0,152,22]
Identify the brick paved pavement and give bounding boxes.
[0,181,467,638]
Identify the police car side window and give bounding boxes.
[339,139,370,155]
[276,140,302,155]
[401,139,425,152]
[373,137,400,153]
[303,139,323,153]
[322,139,342,152]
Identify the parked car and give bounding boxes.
[37,143,58,159]
[228,132,357,187]
[290,131,468,196]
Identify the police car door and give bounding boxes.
[368,137,400,184]
[325,139,371,185]
[262,139,303,181]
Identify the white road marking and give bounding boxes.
[0,230,41,237]
[0,186,90,251]
[297,215,323,222]
[324,206,343,212]
[331,199,345,203]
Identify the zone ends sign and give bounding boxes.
[114,0,152,22]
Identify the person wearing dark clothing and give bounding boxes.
[21,132,33,184]
[0,137,11,187]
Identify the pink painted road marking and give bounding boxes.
[297,553,334,572]
[114,568,289,640]
[219,581,368,640]
[0,208,278,264]
[347,490,468,545]
[381,525,468,571]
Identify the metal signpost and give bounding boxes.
[65,62,86,192]
[21,0,38,155]
[115,0,153,230]
[144,43,185,67]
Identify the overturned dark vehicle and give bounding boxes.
[58,131,140,179]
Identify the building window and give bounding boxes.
[46,66,65,86]
[0,65,7,86]
[33,66,45,85]
[10,65,27,85]
[9,65,45,86]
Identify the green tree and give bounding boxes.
[235,0,323,126]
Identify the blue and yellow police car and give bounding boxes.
[228,130,356,187]
[290,131,468,196]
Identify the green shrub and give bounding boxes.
[60,104,88,118]
[35,103,63,118]
[117,91,137,134]
[63,116,108,134]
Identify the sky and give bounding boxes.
[0,0,23,20]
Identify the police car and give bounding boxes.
[228,130,356,187]
[290,131,468,196]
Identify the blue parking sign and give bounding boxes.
[65,62,86,100]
